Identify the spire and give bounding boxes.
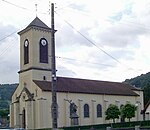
[18,17,51,35]
[27,17,50,30]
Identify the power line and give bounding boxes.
[57,7,150,33]
[0,25,29,58]
[0,30,18,42]
[4,0,150,33]
[0,1,144,74]
[55,12,122,64]
[1,0,77,16]
[1,0,48,15]
[56,56,115,68]
[1,0,30,10]
[55,12,143,74]
[3,0,150,33]
[0,36,18,58]
[55,2,75,12]
[0,30,19,57]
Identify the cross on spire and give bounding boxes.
[35,3,38,17]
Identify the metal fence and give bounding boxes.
[61,120,150,130]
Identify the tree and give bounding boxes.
[105,104,120,123]
[0,100,9,109]
[0,109,9,118]
[121,103,136,122]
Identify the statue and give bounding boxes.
[65,99,79,126]
[70,102,77,116]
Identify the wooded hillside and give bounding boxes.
[0,84,17,109]
[124,72,150,88]
[124,72,150,105]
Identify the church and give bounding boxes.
[10,17,144,129]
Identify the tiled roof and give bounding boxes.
[26,17,50,30]
[123,83,143,91]
[33,77,139,96]
[18,17,51,35]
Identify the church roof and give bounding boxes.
[33,77,139,96]
[18,17,51,35]
[26,17,50,30]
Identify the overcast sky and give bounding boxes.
[1,0,150,84]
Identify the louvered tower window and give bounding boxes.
[24,39,29,64]
[39,38,48,63]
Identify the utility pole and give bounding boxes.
[51,3,58,129]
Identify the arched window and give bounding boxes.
[84,104,89,118]
[24,39,29,64]
[39,38,48,63]
[97,104,102,117]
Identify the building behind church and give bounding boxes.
[10,17,144,129]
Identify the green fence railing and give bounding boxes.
[61,120,150,130]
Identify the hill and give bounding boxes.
[124,72,150,88]
[0,83,17,109]
[124,72,150,105]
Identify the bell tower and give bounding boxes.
[18,17,52,85]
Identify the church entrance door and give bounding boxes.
[22,109,26,128]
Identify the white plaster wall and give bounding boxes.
[11,87,143,129]
[145,105,150,120]
[19,28,52,71]
[55,92,142,128]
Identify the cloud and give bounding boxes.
[0,60,19,84]
[69,3,87,12]
[0,23,19,84]
[0,23,17,45]
[97,24,140,48]
[56,24,92,47]
[56,65,76,77]
[1,0,150,83]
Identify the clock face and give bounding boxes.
[41,39,47,46]
[24,40,29,47]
